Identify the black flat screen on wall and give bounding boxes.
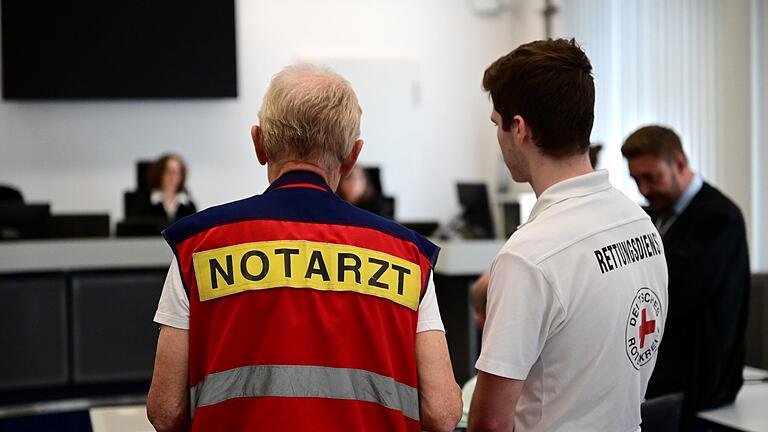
[1,1,237,99]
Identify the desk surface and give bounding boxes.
[0,238,171,273]
[0,238,506,275]
[90,405,152,432]
[697,367,768,432]
[433,239,505,275]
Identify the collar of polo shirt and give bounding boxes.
[523,170,613,228]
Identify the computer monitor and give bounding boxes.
[457,183,495,239]
[503,202,521,238]
[363,166,383,195]
[47,214,110,238]
[401,221,440,237]
[116,217,169,238]
[0,203,51,240]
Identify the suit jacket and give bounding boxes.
[645,182,750,428]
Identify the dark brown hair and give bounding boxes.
[621,125,684,162]
[589,144,603,168]
[482,38,595,158]
[147,154,187,192]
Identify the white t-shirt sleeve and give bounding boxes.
[475,252,565,380]
[416,272,445,333]
[153,256,190,330]
[154,257,444,333]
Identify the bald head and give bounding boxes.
[257,64,362,173]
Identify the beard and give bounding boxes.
[646,193,676,213]
[503,141,529,183]
[646,175,682,214]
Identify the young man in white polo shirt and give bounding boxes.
[468,39,669,432]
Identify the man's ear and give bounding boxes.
[673,151,688,173]
[341,139,364,178]
[252,125,268,166]
[513,115,530,147]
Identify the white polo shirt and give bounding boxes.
[476,170,668,432]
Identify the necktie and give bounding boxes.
[655,211,676,236]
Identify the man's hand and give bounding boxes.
[147,326,190,432]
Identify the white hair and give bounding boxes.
[258,63,362,172]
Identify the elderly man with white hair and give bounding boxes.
[146,64,462,432]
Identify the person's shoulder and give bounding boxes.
[162,194,263,245]
[691,182,745,225]
[341,201,440,265]
[505,186,650,263]
[164,192,439,264]
[499,224,547,261]
[699,182,742,213]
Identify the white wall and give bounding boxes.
[752,0,768,271]
[0,0,539,224]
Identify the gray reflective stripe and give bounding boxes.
[190,364,420,421]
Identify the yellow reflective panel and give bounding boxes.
[192,240,422,310]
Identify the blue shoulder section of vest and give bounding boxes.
[162,183,439,268]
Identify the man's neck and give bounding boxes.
[677,169,694,193]
[268,161,339,190]
[668,168,697,214]
[529,153,594,197]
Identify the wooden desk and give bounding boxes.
[697,367,768,431]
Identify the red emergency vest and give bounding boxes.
[163,171,440,431]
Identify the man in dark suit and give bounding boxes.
[622,125,750,431]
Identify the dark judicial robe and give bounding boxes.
[147,190,197,223]
[645,182,750,429]
[146,201,197,222]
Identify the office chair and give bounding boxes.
[0,185,23,204]
[641,393,684,432]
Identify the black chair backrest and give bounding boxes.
[136,161,153,192]
[124,190,152,218]
[641,393,684,432]
[0,185,23,204]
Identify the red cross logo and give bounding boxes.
[639,308,656,348]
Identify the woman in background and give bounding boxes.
[147,154,196,222]
[337,166,387,217]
